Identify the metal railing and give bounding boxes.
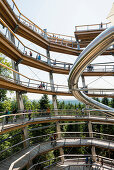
[0,62,70,94]
[30,155,114,170]
[0,109,114,131]
[84,64,114,72]
[5,0,107,50]
[0,133,113,169]
[0,19,73,70]
[75,22,111,32]
[5,0,80,50]
[0,131,114,163]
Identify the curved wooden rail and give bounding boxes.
[0,109,114,134]
[30,154,114,170]
[0,18,73,74]
[0,62,114,99]
[0,0,113,55]
[0,135,114,170]
[1,19,114,76]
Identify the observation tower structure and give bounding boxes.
[0,0,114,169]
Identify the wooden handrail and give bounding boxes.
[0,62,69,88]
[0,18,25,47]
[0,18,73,65]
[12,0,21,13]
[47,32,75,39]
[75,22,111,28]
[7,1,77,43]
[21,14,44,33]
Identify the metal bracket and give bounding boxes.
[15,58,23,66]
[13,25,19,33]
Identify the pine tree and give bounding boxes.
[110,98,114,108]
[102,97,109,106]
[39,94,50,110]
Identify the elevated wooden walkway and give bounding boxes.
[0,0,113,56]
[0,114,114,135]
[0,138,114,170]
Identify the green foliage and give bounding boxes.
[0,54,12,102]
[3,99,12,111]
[102,97,109,106]
[0,129,22,161]
[110,98,114,108]
[39,94,50,110]
[1,94,114,163]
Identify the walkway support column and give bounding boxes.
[22,126,29,148]
[87,105,96,162]
[82,76,96,162]
[75,35,80,50]
[88,121,96,162]
[47,48,64,163]
[8,31,28,149]
[8,31,24,112]
[81,75,86,88]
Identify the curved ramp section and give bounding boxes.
[0,111,114,135]
[69,26,114,112]
[0,138,114,170]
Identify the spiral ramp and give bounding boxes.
[0,0,114,169]
[69,26,114,114]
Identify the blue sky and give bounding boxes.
[7,0,114,101]
[15,0,113,35]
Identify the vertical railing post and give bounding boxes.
[28,79,30,87]
[12,2,15,10]
[17,41,19,49]
[33,24,35,31]
[72,42,73,48]
[5,28,8,37]
[23,46,25,54]
[105,65,106,72]
[2,117,5,130]
[18,13,21,21]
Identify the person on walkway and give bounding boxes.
[84,85,88,94]
[68,64,70,70]
[85,156,89,165]
[90,157,93,168]
[46,107,50,117]
[30,51,32,57]
[100,22,103,29]
[53,59,56,65]
[5,109,10,124]
[81,108,85,116]
[28,108,32,121]
[42,82,45,89]
[12,108,17,122]
[101,158,103,167]
[53,133,57,146]
[38,55,41,60]
[64,63,66,69]
[25,51,27,55]
[38,82,43,89]
[50,135,53,145]
[87,64,93,72]
[75,108,79,117]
